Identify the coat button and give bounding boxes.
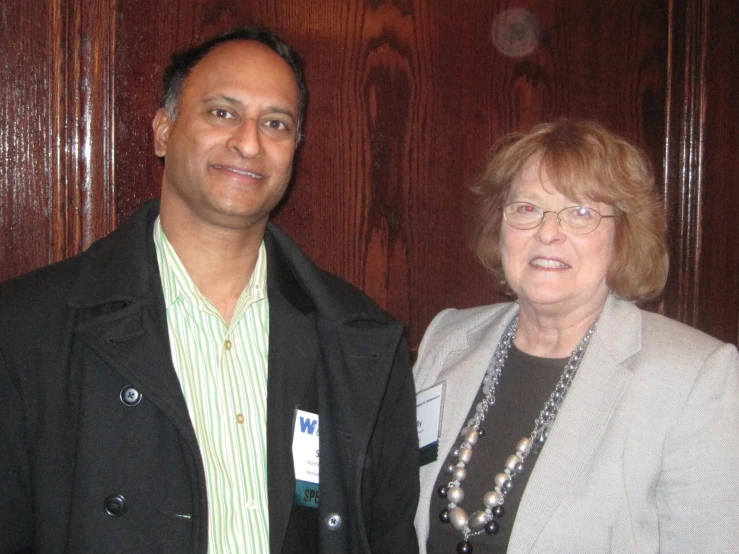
[120,385,142,406]
[325,513,343,530]
[104,494,127,517]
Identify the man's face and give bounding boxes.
[153,40,300,231]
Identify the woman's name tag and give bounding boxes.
[416,382,445,466]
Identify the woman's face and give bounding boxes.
[500,158,617,318]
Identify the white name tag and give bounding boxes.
[292,409,320,483]
[292,409,320,508]
[416,382,444,466]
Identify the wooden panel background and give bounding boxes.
[1,0,737,348]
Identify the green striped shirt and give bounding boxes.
[153,217,270,553]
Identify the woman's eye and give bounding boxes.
[572,207,594,218]
[518,203,537,214]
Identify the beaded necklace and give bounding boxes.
[437,314,598,553]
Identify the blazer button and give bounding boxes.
[104,494,127,517]
[325,513,343,530]
[120,385,142,406]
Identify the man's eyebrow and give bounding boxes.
[267,107,297,122]
[202,95,296,121]
[203,94,243,106]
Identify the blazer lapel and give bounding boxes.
[416,304,519,542]
[508,296,641,552]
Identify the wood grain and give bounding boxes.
[54,0,117,259]
[1,0,736,347]
[0,1,55,280]
[695,0,739,344]
[0,0,115,282]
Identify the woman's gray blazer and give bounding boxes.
[414,295,739,553]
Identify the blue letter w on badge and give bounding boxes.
[299,416,318,435]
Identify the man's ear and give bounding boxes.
[152,108,173,158]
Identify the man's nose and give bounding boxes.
[227,119,262,158]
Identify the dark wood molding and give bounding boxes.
[51,0,117,261]
[661,0,707,326]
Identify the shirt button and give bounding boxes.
[236,413,245,424]
[224,339,232,350]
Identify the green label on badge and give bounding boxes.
[294,479,320,508]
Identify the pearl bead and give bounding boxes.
[437,485,448,498]
[445,463,456,474]
[477,428,486,438]
[516,437,531,455]
[492,505,505,519]
[483,490,503,508]
[456,540,473,554]
[453,467,467,482]
[515,462,525,474]
[484,520,500,535]
[449,507,469,530]
[494,473,509,488]
[504,454,521,471]
[439,508,450,523]
[468,510,489,531]
[458,447,472,464]
[465,429,479,446]
[447,486,465,504]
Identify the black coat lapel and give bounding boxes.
[266,232,320,553]
[73,295,198,449]
[67,200,199,448]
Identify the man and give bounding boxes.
[0,27,419,553]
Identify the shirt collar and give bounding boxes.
[152,216,268,311]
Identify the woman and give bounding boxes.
[414,119,739,553]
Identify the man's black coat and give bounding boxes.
[0,200,419,553]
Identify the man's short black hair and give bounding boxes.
[161,26,307,138]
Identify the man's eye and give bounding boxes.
[264,120,288,131]
[211,109,234,119]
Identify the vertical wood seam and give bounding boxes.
[50,0,66,263]
[50,0,117,263]
[662,0,706,327]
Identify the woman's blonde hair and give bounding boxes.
[469,119,668,302]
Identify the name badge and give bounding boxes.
[416,382,445,466]
[292,409,320,508]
